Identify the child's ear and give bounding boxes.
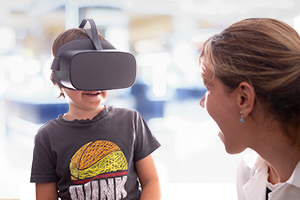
[54,84,65,98]
[237,81,255,117]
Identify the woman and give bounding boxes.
[199,18,300,200]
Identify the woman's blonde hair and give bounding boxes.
[199,18,300,147]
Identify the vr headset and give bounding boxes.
[51,19,136,91]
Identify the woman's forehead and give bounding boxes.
[200,57,213,74]
[200,61,215,84]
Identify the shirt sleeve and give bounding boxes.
[133,111,161,162]
[30,128,58,183]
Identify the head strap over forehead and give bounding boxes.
[79,19,103,50]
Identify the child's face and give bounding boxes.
[62,88,107,112]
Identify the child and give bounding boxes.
[30,25,161,200]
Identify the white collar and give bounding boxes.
[244,152,300,188]
[242,152,300,199]
[286,159,300,188]
[242,152,269,200]
[243,152,267,171]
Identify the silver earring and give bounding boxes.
[240,111,244,124]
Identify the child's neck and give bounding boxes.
[64,106,105,121]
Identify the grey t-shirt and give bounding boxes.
[30,106,161,200]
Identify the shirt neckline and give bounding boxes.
[58,105,111,123]
[266,180,285,192]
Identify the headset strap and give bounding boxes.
[79,19,103,50]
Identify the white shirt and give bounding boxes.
[237,152,300,200]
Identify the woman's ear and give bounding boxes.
[237,81,255,117]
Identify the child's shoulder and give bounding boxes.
[35,117,62,137]
[108,106,139,115]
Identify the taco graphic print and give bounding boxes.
[69,140,128,200]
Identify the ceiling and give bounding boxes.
[1,0,300,27]
[1,0,300,48]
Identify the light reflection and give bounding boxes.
[7,116,42,137]
[0,27,16,54]
[173,42,195,70]
[43,58,53,84]
[25,59,41,75]
[0,67,6,95]
[294,14,300,33]
[29,75,44,92]
[138,52,172,97]
[167,71,180,87]
[153,64,167,97]
[106,27,129,51]
[9,56,26,84]
[173,42,199,85]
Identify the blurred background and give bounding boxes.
[1,0,300,199]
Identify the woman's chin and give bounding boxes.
[218,131,244,154]
[218,131,224,143]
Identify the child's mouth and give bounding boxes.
[84,92,101,96]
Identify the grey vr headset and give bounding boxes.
[51,19,136,91]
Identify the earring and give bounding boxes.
[240,111,244,124]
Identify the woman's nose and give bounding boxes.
[199,95,205,108]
